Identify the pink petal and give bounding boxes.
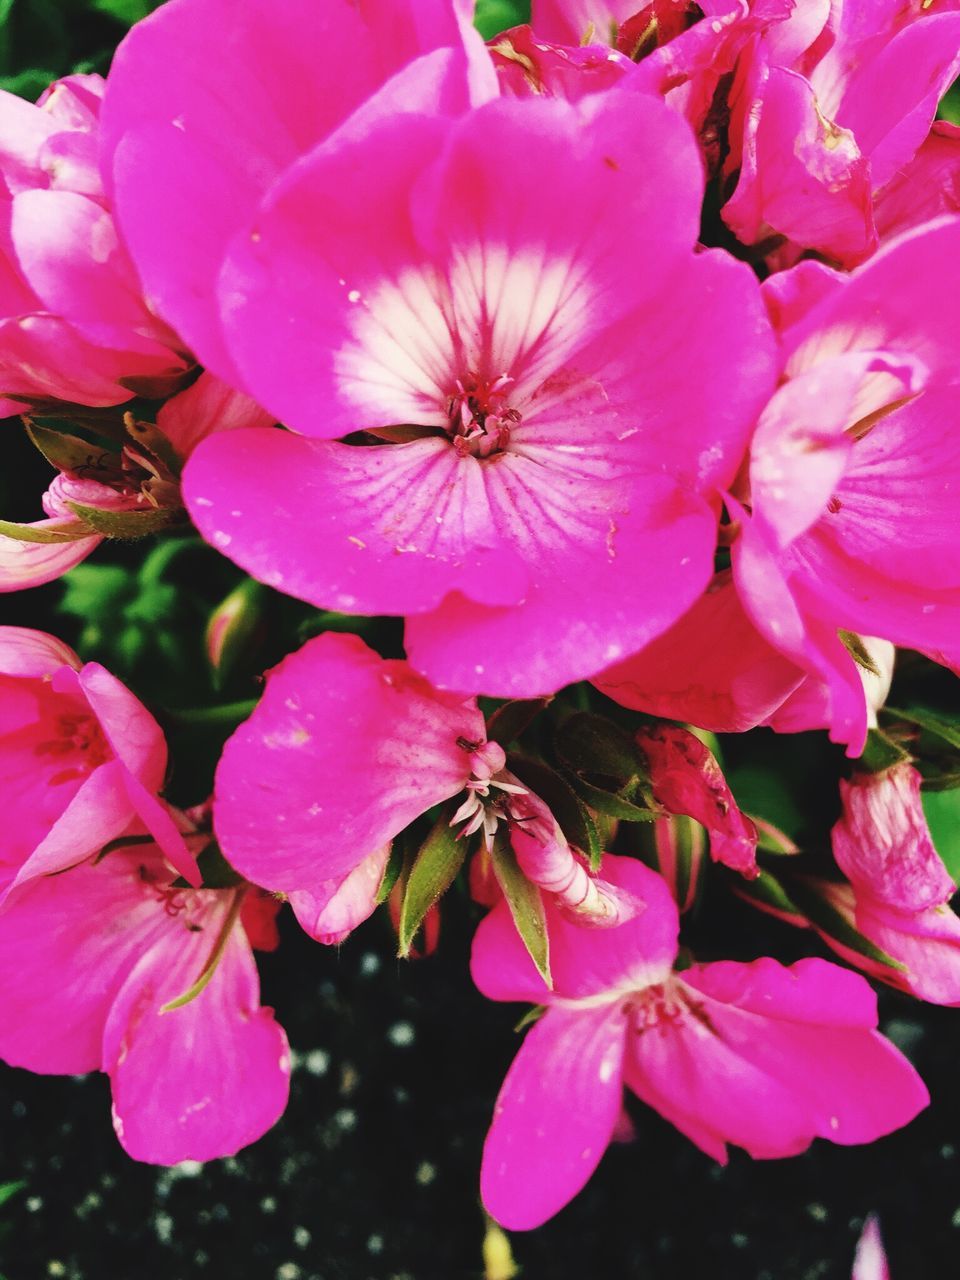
[214,632,483,892]
[854,894,960,1006]
[636,725,758,877]
[102,0,479,380]
[0,522,101,591]
[480,1003,627,1230]
[103,900,290,1164]
[0,625,80,676]
[472,854,678,1003]
[852,1215,890,1280]
[874,121,960,245]
[593,571,805,734]
[155,370,274,461]
[76,662,167,791]
[529,0,639,45]
[288,844,390,945]
[0,851,169,1074]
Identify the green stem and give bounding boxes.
[160,887,248,1013]
[137,534,202,587]
[166,699,258,728]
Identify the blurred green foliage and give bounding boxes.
[474,0,529,39]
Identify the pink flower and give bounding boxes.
[0,838,289,1163]
[0,74,189,410]
[529,0,641,46]
[472,854,928,1229]
[489,24,636,100]
[155,371,275,462]
[832,764,955,913]
[732,222,960,751]
[874,121,960,245]
[0,625,199,895]
[213,632,626,940]
[183,90,774,696]
[101,0,494,388]
[721,1,960,264]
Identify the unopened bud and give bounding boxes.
[206,579,265,687]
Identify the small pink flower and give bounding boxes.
[0,74,190,409]
[636,724,759,877]
[0,625,199,894]
[213,632,625,940]
[832,764,955,913]
[472,854,928,1229]
[0,838,289,1164]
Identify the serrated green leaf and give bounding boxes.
[65,501,183,538]
[786,878,905,972]
[0,517,93,543]
[886,705,960,752]
[506,754,602,865]
[490,835,551,987]
[398,818,465,957]
[857,727,912,774]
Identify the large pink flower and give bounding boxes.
[472,854,929,1229]
[732,221,960,750]
[0,626,198,895]
[101,0,493,386]
[0,839,289,1163]
[0,74,189,410]
[184,90,775,695]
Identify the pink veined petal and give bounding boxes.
[184,431,532,616]
[853,894,960,1006]
[593,572,806,734]
[103,902,290,1164]
[472,854,678,1003]
[0,624,80,675]
[120,770,201,888]
[0,523,101,591]
[0,851,173,1074]
[102,0,479,381]
[288,844,391,945]
[761,258,846,342]
[214,632,483,892]
[480,1002,628,1230]
[682,955,880,1028]
[0,87,59,191]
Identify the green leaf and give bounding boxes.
[398,818,465,957]
[922,787,960,884]
[26,422,110,473]
[554,711,657,819]
[733,868,806,923]
[786,878,905,972]
[474,0,529,40]
[123,412,183,478]
[857,727,912,774]
[506,754,602,867]
[65,501,184,538]
[0,1182,24,1210]
[0,517,93,543]
[563,772,659,822]
[92,0,161,21]
[490,834,551,987]
[485,697,551,746]
[885,705,960,752]
[374,840,406,906]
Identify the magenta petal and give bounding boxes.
[594,572,805,733]
[103,911,290,1164]
[288,845,390,945]
[0,625,80,676]
[120,770,201,888]
[0,854,167,1074]
[214,632,483,891]
[76,662,166,791]
[854,896,960,1006]
[480,1003,627,1230]
[874,121,960,245]
[0,522,101,591]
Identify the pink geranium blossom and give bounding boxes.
[0,625,198,894]
[0,837,289,1163]
[214,632,628,941]
[731,221,960,751]
[184,90,774,695]
[101,0,494,387]
[472,854,928,1229]
[0,74,189,410]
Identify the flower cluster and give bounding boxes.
[2,0,959,1243]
